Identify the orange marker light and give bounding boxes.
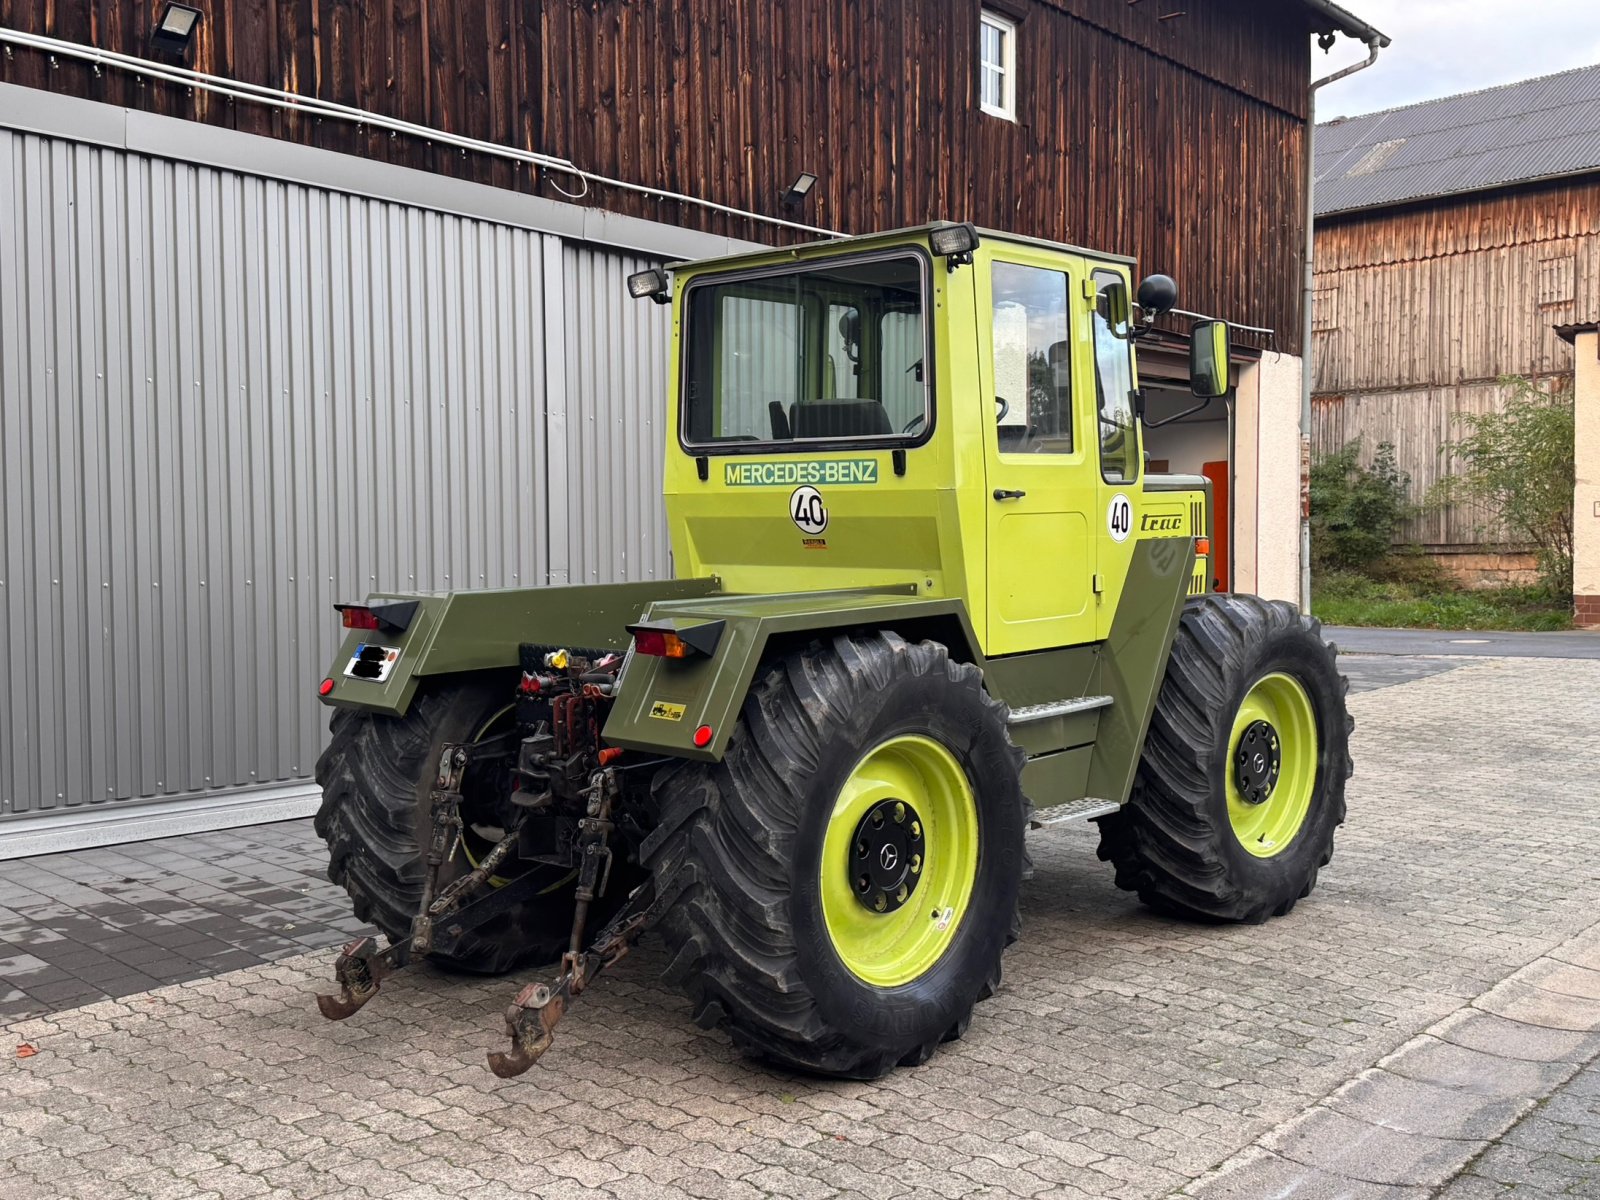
[1194,537,1211,557]
[692,724,714,749]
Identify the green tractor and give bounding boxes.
[311,222,1352,1080]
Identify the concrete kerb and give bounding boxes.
[1184,917,1600,1196]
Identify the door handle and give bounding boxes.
[992,489,1026,501]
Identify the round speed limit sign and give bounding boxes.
[789,486,829,535]
[1107,493,1133,543]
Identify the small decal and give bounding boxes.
[649,700,686,722]
[933,906,955,932]
[724,459,879,487]
[801,537,828,550]
[789,486,829,535]
[1107,493,1133,543]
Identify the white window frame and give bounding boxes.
[979,10,1017,122]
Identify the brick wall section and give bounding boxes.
[1576,595,1600,628]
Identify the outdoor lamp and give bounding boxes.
[781,172,818,208]
[151,3,203,59]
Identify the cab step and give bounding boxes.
[1008,696,1113,724]
[1029,797,1120,829]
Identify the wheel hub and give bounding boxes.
[1234,719,1281,805]
[849,798,925,913]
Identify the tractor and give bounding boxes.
[311,222,1352,1080]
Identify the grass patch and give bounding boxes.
[1313,570,1572,632]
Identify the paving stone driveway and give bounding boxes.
[4,654,1600,1199]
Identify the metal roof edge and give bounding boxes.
[1315,163,1600,220]
[1300,0,1390,47]
[1555,321,1599,346]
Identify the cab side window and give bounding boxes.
[1092,272,1139,482]
[991,262,1073,454]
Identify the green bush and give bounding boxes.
[1434,378,1574,596]
[1309,439,1415,573]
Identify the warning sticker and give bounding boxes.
[649,700,687,722]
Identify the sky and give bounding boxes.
[1315,1,1600,119]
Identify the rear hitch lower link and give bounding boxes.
[316,742,527,1021]
[487,765,661,1078]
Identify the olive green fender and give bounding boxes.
[601,586,982,760]
[317,539,1192,808]
[317,578,723,714]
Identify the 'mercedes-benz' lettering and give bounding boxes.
[723,459,880,487]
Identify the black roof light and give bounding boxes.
[929,223,980,270]
[627,268,671,305]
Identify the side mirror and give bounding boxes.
[1101,279,1132,331]
[1136,274,1178,317]
[1190,319,1231,398]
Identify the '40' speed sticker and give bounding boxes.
[1107,493,1133,543]
[789,485,829,534]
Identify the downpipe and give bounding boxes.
[1301,36,1384,614]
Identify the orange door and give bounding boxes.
[1202,460,1230,591]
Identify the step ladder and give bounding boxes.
[1009,695,1120,830]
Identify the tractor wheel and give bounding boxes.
[1096,593,1353,923]
[313,677,581,974]
[642,631,1028,1079]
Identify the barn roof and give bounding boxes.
[1314,61,1600,217]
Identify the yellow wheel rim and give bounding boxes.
[1226,672,1319,858]
[819,735,979,987]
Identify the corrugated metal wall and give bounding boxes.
[0,127,670,823]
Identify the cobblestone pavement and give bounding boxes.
[1438,1059,1600,1199]
[3,654,1600,1199]
[0,825,366,1022]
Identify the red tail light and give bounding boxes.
[340,606,380,631]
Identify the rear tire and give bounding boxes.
[641,631,1027,1079]
[313,678,577,974]
[1096,594,1353,923]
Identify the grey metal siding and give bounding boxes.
[0,127,671,823]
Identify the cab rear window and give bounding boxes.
[681,253,931,451]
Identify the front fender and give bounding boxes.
[602,587,981,761]
[318,578,721,716]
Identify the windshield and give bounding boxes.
[681,253,930,449]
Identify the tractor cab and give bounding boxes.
[635,222,1226,656]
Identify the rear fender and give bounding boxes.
[317,579,722,716]
[602,587,981,761]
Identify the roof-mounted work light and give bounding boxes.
[151,3,203,59]
[929,222,980,270]
[627,268,671,305]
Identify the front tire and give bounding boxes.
[1096,594,1353,923]
[642,631,1027,1078]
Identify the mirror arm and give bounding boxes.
[1143,395,1217,430]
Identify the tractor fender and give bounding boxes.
[317,579,722,717]
[602,587,982,761]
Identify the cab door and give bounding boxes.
[980,248,1099,655]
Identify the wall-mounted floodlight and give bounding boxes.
[929,222,980,270]
[781,172,818,208]
[151,3,203,59]
[627,268,671,305]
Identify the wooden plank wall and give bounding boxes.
[0,0,1318,353]
[1311,176,1600,549]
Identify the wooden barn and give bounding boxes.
[1311,64,1600,583]
[0,1,1383,849]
